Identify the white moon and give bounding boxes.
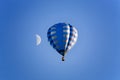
[36,34,41,46]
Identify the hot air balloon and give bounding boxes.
[47,23,78,61]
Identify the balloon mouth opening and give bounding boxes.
[56,49,67,55]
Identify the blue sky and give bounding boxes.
[0,0,120,80]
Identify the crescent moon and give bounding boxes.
[36,34,41,46]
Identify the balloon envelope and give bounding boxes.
[47,23,78,57]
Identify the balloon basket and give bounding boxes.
[62,56,65,61]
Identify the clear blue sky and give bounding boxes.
[0,0,119,80]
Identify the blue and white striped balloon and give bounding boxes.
[47,23,78,61]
